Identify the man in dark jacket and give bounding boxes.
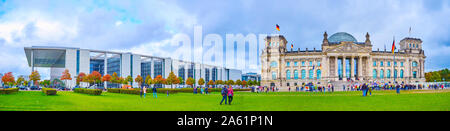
[220,86,228,105]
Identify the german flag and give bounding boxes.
[291,44,293,49]
[276,24,280,31]
[391,36,396,54]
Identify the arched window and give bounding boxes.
[317,70,321,79]
[309,70,313,79]
[271,61,277,67]
[286,70,291,80]
[387,69,391,78]
[294,70,299,80]
[394,69,398,78]
[272,72,277,80]
[400,69,404,78]
[301,70,306,79]
[412,61,418,67]
[380,69,384,79]
[373,69,377,79]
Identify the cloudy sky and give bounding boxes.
[0,0,449,79]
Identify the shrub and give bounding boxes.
[106,87,251,95]
[42,88,57,95]
[74,88,102,95]
[107,88,140,95]
[0,88,19,94]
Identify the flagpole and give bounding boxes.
[393,36,396,85]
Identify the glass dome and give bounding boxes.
[328,32,357,43]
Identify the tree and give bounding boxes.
[235,79,242,87]
[111,72,119,88]
[215,80,223,88]
[125,75,133,86]
[23,80,29,87]
[178,77,184,85]
[226,80,234,86]
[135,75,143,88]
[76,72,86,86]
[207,80,214,88]
[242,80,247,88]
[29,71,41,87]
[125,76,133,85]
[41,80,50,87]
[198,78,205,87]
[166,72,178,88]
[102,74,112,88]
[61,69,72,88]
[16,76,25,86]
[119,77,125,88]
[186,77,195,88]
[2,72,15,87]
[153,75,166,88]
[145,75,153,87]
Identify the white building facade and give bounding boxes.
[25,46,242,88]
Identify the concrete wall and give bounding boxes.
[121,53,131,78]
[65,49,77,88]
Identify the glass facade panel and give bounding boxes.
[107,57,121,76]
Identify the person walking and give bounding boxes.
[140,86,143,98]
[228,86,234,105]
[220,86,228,105]
[368,85,372,96]
[201,87,204,94]
[143,86,147,98]
[362,84,367,97]
[152,86,157,98]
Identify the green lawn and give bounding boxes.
[0,89,449,111]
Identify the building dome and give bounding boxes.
[328,32,357,43]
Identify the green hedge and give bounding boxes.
[107,87,250,95]
[107,88,140,95]
[0,88,19,94]
[42,88,57,95]
[74,88,102,95]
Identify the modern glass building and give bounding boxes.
[24,46,242,88]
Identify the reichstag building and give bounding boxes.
[260,32,426,90]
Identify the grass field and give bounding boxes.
[0,89,449,111]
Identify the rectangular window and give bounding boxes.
[294,62,298,66]
[373,61,377,66]
[286,62,290,67]
[394,62,397,66]
[380,61,384,67]
[401,62,404,67]
[309,61,312,66]
[302,61,305,66]
[387,61,391,66]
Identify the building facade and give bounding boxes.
[24,46,242,88]
[260,32,426,90]
[242,72,261,82]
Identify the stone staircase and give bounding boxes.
[330,80,353,91]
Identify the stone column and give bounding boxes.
[104,53,108,89]
[150,58,154,78]
[335,56,338,80]
[342,56,346,80]
[421,60,425,79]
[368,56,373,81]
[351,56,355,80]
[358,56,362,80]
